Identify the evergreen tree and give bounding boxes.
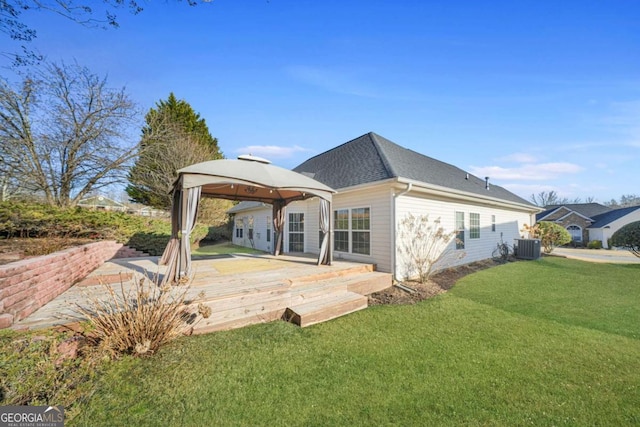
[127,93,223,209]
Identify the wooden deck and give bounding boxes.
[15,253,392,332]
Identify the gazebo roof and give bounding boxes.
[176,157,335,203]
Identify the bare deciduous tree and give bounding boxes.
[530,190,584,207]
[604,194,640,208]
[0,61,139,206]
[2,0,204,66]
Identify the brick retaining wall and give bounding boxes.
[0,241,142,329]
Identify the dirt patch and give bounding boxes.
[368,259,510,305]
[0,238,95,266]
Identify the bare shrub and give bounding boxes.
[74,275,210,358]
[397,213,460,283]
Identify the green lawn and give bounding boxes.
[192,241,265,256]
[72,257,640,426]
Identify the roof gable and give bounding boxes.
[294,132,533,206]
[542,203,611,219]
[536,206,569,221]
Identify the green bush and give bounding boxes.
[0,201,208,255]
[538,221,572,254]
[587,240,603,249]
[203,222,233,243]
[609,221,640,258]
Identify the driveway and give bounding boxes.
[552,247,640,264]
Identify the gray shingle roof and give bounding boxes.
[541,203,611,220]
[536,208,558,221]
[293,132,534,206]
[589,206,640,228]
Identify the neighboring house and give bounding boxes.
[78,195,126,212]
[230,132,540,280]
[536,203,640,248]
[78,195,167,217]
[589,206,640,247]
[229,202,273,252]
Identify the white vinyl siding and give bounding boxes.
[331,186,392,272]
[395,192,532,279]
[227,183,536,280]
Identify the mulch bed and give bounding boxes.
[368,259,510,305]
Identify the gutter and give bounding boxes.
[391,182,413,281]
[396,178,542,213]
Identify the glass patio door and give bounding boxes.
[288,213,304,252]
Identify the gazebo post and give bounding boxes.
[272,200,286,256]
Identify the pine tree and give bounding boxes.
[127,93,223,209]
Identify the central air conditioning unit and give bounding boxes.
[514,238,541,260]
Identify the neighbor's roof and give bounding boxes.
[293,132,534,206]
[539,203,612,221]
[228,201,270,214]
[78,195,124,208]
[589,205,640,228]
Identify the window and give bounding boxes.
[567,225,582,242]
[470,213,480,239]
[235,219,243,238]
[455,211,465,250]
[351,207,371,255]
[334,209,349,252]
[288,213,304,252]
[491,215,496,232]
[266,216,271,242]
[334,207,370,255]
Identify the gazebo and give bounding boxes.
[160,155,336,284]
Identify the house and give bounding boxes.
[230,132,540,280]
[78,194,126,212]
[228,202,272,251]
[78,194,168,217]
[537,203,640,248]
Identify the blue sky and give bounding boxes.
[4,0,639,203]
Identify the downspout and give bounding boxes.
[391,183,413,281]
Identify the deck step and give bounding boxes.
[343,271,392,295]
[284,291,367,328]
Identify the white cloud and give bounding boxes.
[469,162,583,181]
[234,144,312,159]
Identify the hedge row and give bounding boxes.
[0,201,209,256]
